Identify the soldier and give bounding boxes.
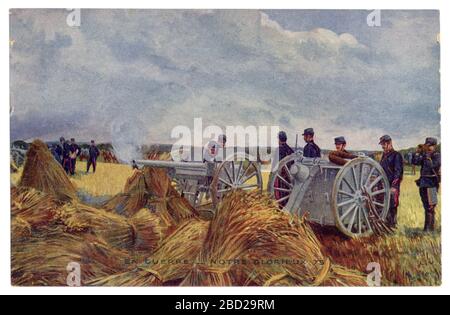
[329,137,358,166]
[87,140,100,174]
[302,128,321,158]
[278,131,294,161]
[412,137,441,232]
[55,137,65,166]
[69,138,80,176]
[379,135,404,228]
[60,138,72,174]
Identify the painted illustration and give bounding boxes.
[10,9,440,286]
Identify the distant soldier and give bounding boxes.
[407,151,416,175]
[379,135,404,228]
[329,137,358,166]
[69,138,80,175]
[302,128,321,158]
[87,140,100,174]
[51,143,62,164]
[55,137,65,166]
[412,138,441,232]
[60,138,72,174]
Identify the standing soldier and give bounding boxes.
[61,138,71,174]
[277,131,294,162]
[87,140,100,174]
[55,137,65,166]
[302,128,321,158]
[412,138,441,232]
[69,138,80,176]
[379,135,404,228]
[328,137,358,166]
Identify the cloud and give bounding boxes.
[10,9,440,154]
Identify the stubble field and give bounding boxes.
[11,161,441,286]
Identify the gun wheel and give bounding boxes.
[268,154,298,210]
[211,154,263,209]
[332,158,391,238]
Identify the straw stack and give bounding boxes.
[89,219,209,286]
[12,217,32,240]
[19,139,77,201]
[11,227,134,286]
[142,166,199,228]
[181,191,367,287]
[55,202,165,252]
[11,187,60,229]
[103,170,150,217]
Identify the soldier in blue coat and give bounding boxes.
[302,128,321,158]
[412,137,441,232]
[87,140,100,174]
[69,138,81,176]
[379,135,404,228]
[60,138,72,174]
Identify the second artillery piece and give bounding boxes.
[269,153,391,238]
[134,153,263,212]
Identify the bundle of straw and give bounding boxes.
[12,217,32,240]
[11,187,60,229]
[19,139,77,201]
[12,227,134,286]
[89,219,209,286]
[103,170,150,217]
[55,203,164,253]
[181,191,367,287]
[143,166,199,228]
[128,208,166,252]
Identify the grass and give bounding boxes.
[11,160,441,286]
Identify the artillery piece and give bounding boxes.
[269,153,391,238]
[134,153,263,211]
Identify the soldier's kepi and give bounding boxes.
[302,128,321,158]
[379,135,404,229]
[328,136,358,166]
[412,137,441,232]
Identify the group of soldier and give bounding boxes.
[51,137,100,175]
[276,129,441,233]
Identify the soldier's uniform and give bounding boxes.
[62,141,71,174]
[302,128,321,158]
[87,142,100,173]
[69,140,80,176]
[379,135,404,228]
[412,137,441,232]
[328,137,358,166]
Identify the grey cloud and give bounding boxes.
[10,9,440,152]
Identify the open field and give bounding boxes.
[11,160,441,286]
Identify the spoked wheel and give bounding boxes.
[332,158,390,238]
[211,154,263,208]
[269,154,299,210]
[174,178,203,208]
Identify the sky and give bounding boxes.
[10,9,440,155]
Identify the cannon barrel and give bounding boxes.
[134,159,207,171]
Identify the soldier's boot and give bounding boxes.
[429,207,436,232]
[424,212,430,232]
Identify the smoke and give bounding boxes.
[110,118,149,163]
